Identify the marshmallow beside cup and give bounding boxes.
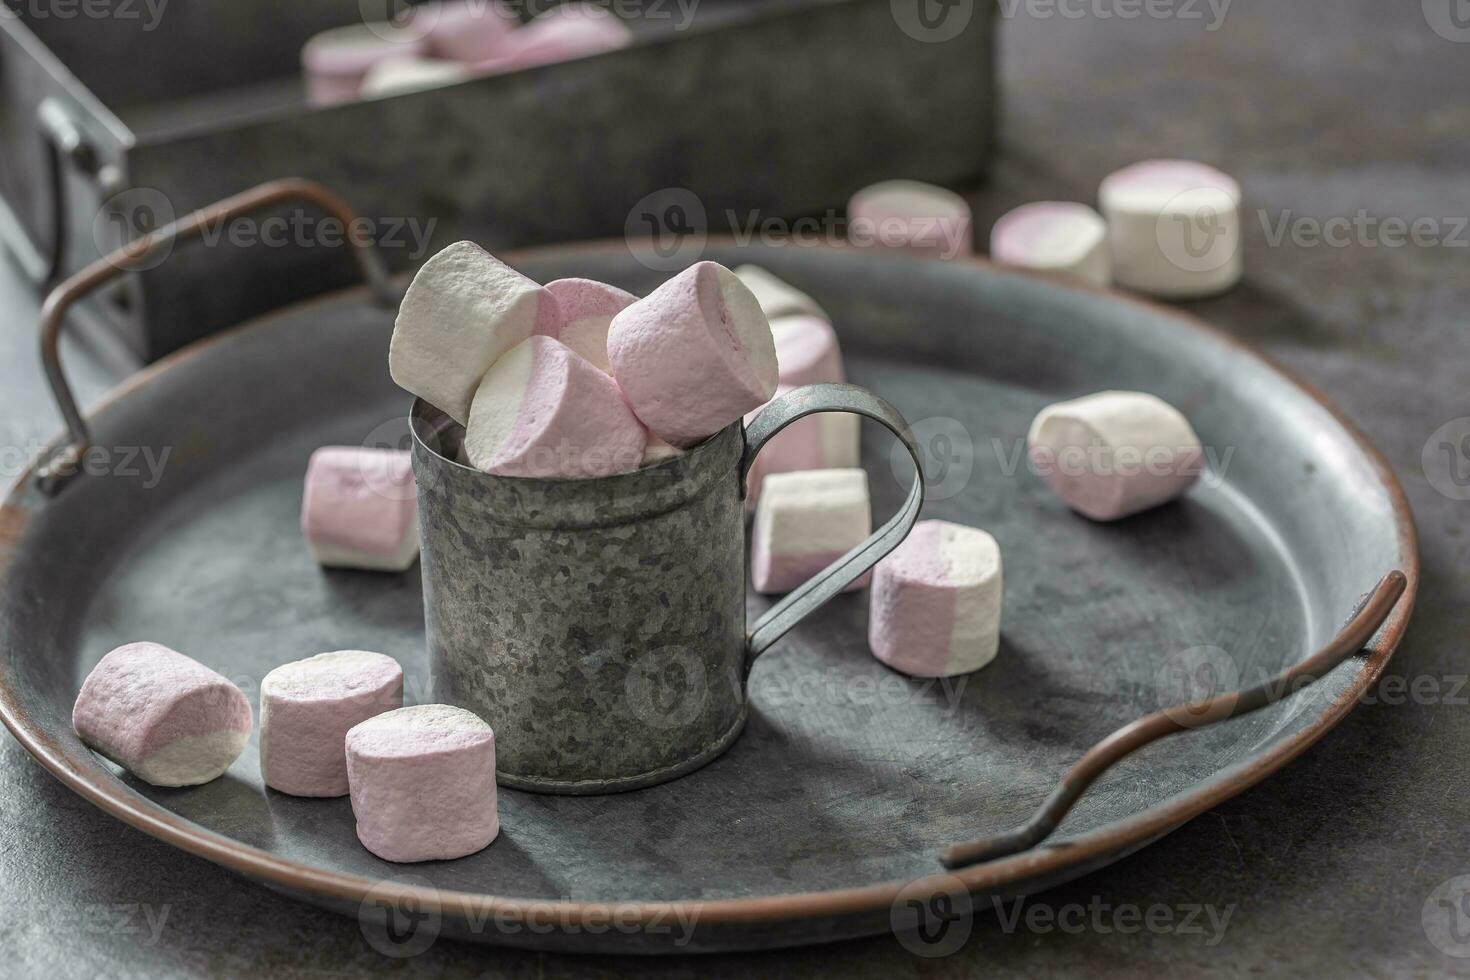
[848,180,974,257]
[73,642,252,787]
[608,260,779,448]
[991,202,1111,286]
[259,651,404,797]
[869,520,1003,678]
[347,704,499,863]
[301,447,419,572]
[1028,390,1203,521]
[751,469,872,595]
[1099,159,1243,298]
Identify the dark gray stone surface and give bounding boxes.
[1,0,1466,975]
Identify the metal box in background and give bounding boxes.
[1,0,998,360]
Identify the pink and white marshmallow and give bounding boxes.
[417,0,519,63]
[543,277,638,374]
[1027,390,1203,521]
[390,241,561,426]
[346,704,499,863]
[734,266,829,322]
[1099,160,1243,298]
[847,180,973,258]
[477,3,632,74]
[745,385,861,506]
[751,469,872,595]
[990,202,1111,286]
[464,335,647,478]
[301,447,419,572]
[607,260,778,448]
[360,56,469,98]
[772,314,845,387]
[869,521,1003,678]
[73,642,252,787]
[259,651,404,797]
[302,23,429,106]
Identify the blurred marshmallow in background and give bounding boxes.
[847,180,974,258]
[302,22,428,105]
[477,2,634,75]
[360,56,469,98]
[990,202,1111,286]
[417,0,520,63]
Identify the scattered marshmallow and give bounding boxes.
[464,335,647,478]
[1099,159,1243,298]
[544,277,638,373]
[772,315,845,387]
[847,180,973,258]
[1027,390,1203,521]
[751,469,872,595]
[608,261,778,448]
[733,266,829,322]
[301,447,419,572]
[869,520,1002,678]
[477,3,633,74]
[745,386,861,505]
[259,651,404,798]
[302,23,429,106]
[390,241,561,426]
[360,56,468,98]
[346,705,499,863]
[72,642,252,787]
[990,202,1111,286]
[417,0,519,63]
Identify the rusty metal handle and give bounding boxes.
[35,178,400,495]
[940,569,1411,869]
[741,383,926,670]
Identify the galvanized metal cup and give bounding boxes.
[410,383,925,794]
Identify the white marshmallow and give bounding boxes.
[990,202,1111,286]
[733,265,829,322]
[301,447,419,572]
[750,469,872,595]
[869,520,1002,678]
[360,56,469,97]
[772,314,845,387]
[390,242,562,425]
[1099,160,1243,298]
[1027,390,1203,521]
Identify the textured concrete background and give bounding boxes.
[2,0,1468,975]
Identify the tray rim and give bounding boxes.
[0,241,1420,941]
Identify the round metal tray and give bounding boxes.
[0,215,1417,953]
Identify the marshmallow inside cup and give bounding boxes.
[990,202,1111,286]
[464,335,648,479]
[1099,159,1243,298]
[416,0,519,63]
[73,642,252,787]
[543,277,639,373]
[1027,389,1204,521]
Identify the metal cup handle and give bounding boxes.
[740,383,926,672]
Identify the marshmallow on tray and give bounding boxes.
[465,335,647,478]
[360,56,468,98]
[607,260,778,448]
[1099,159,1243,298]
[848,180,973,258]
[346,704,499,863]
[990,202,1111,286]
[302,447,419,572]
[543,278,638,373]
[745,385,861,505]
[751,469,872,595]
[390,241,561,426]
[73,642,252,787]
[869,520,1002,678]
[1028,390,1203,521]
[772,315,845,387]
[417,0,519,63]
[733,266,829,322]
[302,23,428,106]
[259,651,404,798]
[478,3,633,74]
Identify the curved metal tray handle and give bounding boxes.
[940,569,1411,869]
[35,178,400,495]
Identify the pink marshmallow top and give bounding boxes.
[301,447,416,557]
[347,706,494,760]
[1100,159,1241,199]
[264,651,403,705]
[990,202,1101,263]
[302,27,429,76]
[545,278,638,323]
